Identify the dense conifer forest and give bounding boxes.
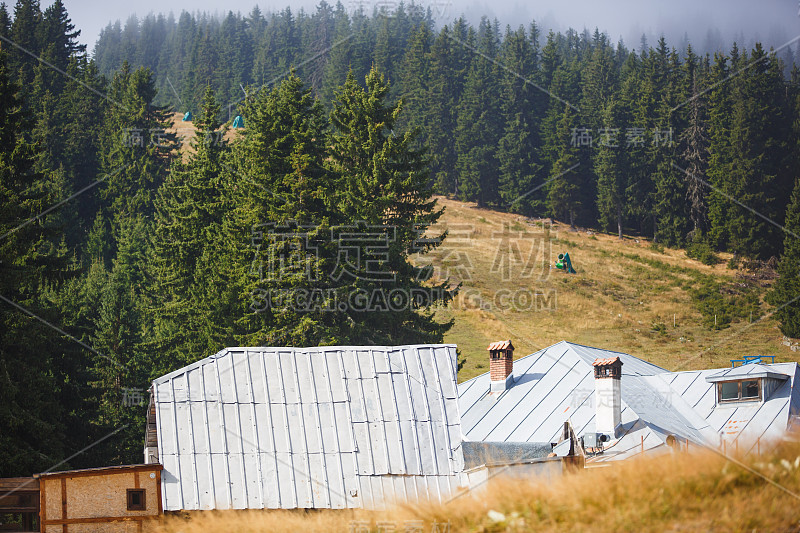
[1,0,799,474]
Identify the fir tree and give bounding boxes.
[0,48,72,474]
[455,19,501,207]
[496,26,543,215]
[767,177,800,337]
[427,20,469,196]
[396,23,431,136]
[595,96,628,238]
[149,86,231,372]
[8,0,42,89]
[227,72,343,346]
[0,3,10,38]
[328,67,454,344]
[41,0,85,71]
[679,44,709,238]
[724,44,788,258]
[706,51,733,249]
[547,103,582,227]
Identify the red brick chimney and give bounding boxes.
[488,340,514,392]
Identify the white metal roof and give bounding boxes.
[458,341,800,462]
[151,345,465,510]
[653,362,799,454]
[705,363,791,382]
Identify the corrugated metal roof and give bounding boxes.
[152,345,464,511]
[458,341,800,462]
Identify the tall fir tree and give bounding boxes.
[679,44,709,238]
[496,25,542,215]
[706,51,733,249]
[149,86,232,374]
[230,72,343,346]
[8,0,42,90]
[455,18,501,207]
[328,67,454,343]
[595,96,628,238]
[767,177,800,337]
[427,20,469,196]
[547,102,582,227]
[0,48,73,475]
[725,44,789,259]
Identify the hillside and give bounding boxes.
[166,112,792,379]
[422,197,795,380]
[168,111,793,378]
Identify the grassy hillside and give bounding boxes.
[167,112,794,379]
[420,197,796,381]
[148,441,800,532]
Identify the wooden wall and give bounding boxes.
[38,465,162,533]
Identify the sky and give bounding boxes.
[61,0,799,53]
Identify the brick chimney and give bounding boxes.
[488,340,514,392]
[593,357,623,436]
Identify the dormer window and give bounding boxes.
[718,379,761,403]
[706,363,789,406]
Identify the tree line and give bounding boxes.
[0,0,449,475]
[95,4,800,332]
[94,4,800,254]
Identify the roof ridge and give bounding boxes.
[151,344,459,385]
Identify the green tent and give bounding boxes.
[182,111,192,121]
[555,252,576,274]
[232,115,244,128]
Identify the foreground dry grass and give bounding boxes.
[148,442,800,532]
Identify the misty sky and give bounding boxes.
[61,0,798,53]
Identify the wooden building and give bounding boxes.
[0,477,39,532]
[36,464,162,532]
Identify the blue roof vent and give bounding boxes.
[730,355,776,367]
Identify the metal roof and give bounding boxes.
[705,364,791,382]
[462,441,553,469]
[151,345,465,511]
[458,341,800,462]
[653,362,800,454]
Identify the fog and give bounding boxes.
[64,0,797,54]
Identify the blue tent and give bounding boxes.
[182,111,192,121]
[232,115,244,128]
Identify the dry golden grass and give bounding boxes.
[147,441,800,532]
[166,112,240,159]
[421,197,798,380]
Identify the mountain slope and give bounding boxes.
[420,197,793,380]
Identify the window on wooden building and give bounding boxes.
[127,489,146,511]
